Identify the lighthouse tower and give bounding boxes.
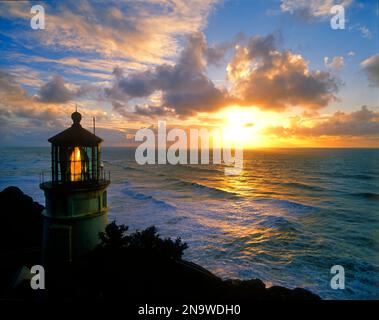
[40,111,110,263]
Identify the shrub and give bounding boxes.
[97,221,188,260]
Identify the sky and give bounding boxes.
[0,0,378,147]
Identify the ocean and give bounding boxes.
[0,147,378,299]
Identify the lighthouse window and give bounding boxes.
[70,147,82,181]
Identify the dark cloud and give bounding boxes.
[37,75,75,103]
[265,106,379,137]
[228,34,340,111]
[205,38,238,66]
[107,33,339,117]
[37,76,98,103]
[106,32,232,117]
[361,54,379,87]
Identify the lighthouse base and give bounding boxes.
[42,212,107,263]
[40,181,110,263]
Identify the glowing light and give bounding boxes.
[70,147,82,181]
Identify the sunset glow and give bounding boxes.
[0,1,377,148]
[218,107,290,148]
[0,0,378,304]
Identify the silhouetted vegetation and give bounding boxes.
[74,222,192,301]
[97,222,188,260]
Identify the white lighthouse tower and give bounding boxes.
[40,111,110,263]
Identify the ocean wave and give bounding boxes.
[103,159,141,172]
[103,159,120,163]
[331,172,376,180]
[350,192,379,201]
[181,165,225,174]
[278,181,325,192]
[256,198,318,213]
[121,186,176,210]
[352,174,377,180]
[169,179,238,199]
[122,165,140,171]
[257,215,299,233]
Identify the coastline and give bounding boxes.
[0,186,320,302]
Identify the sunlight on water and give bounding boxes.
[0,147,378,299]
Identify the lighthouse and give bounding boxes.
[40,111,110,263]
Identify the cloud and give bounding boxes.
[205,38,239,66]
[37,76,75,103]
[0,70,107,134]
[106,32,232,117]
[36,75,101,103]
[0,124,132,147]
[324,56,344,69]
[134,105,176,117]
[265,105,379,137]
[358,25,372,38]
[361,54,379,87]
[107,33,340,116]
[0,0,221,96]
[227,35,340,111]
[1,0,218,64]
[0,2,344,123]
[0,70,64,128]
[280,0,352,21]
[9,54,147,85]
[350,24,372,39]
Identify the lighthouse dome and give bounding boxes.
[71,111,82,124]
[48,112,102,147]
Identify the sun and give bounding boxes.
[216,106,285,148]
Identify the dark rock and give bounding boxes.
[223,278,267,300]
[266,285,321,300]
[0,186,44,251]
